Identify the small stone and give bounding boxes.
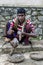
[8,54,25,63]
[30,51,43,61]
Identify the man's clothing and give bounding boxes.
[6,18,35,45]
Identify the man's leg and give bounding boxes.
[4,37,11,42]
[2,37,11,47]
[10,38,19,56]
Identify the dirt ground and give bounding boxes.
[0,40,43,65]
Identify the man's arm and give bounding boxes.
[22,32,37,38]
[7,26,14,35]
[7,22,14,35]
[23,21,37,37]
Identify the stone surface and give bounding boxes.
[0,29,3,33]
[8,54,25,63]
[32,11,38,16]
[26,10,31,15]
[0,54,9,62]
[0,15,5,21]
[0,52,43,65]
[40,11,43,15]
[0,40,43,53]
[26,15,31,19]
[38,16,43,21]
[30,51,43,61]
[0,40,43,65]
[0,62,14,65]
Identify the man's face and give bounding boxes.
[17,13,25,23]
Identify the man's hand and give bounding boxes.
[7,30,14,35]
[17,31,22,41]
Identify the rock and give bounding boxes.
[26,15,31,19]
[32,11,37,16]
[40,11,43,15]
[0,29,3,33]
[26,10,31,15]
[30,51,43,61]
[8,54,25,63]
[0,15,5,21]
[37,8,43,11]
[38,16,43,21]
[35,28,42,34]
[31,16,36,21]
[1,12,10,16]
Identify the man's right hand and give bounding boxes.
[7,30,14,35]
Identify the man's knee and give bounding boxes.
[10,38,19,48]
[4,37,11,42]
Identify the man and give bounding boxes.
[4,8,36,55]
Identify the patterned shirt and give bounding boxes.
[10,18,35,33]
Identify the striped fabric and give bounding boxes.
[10,18,35,33]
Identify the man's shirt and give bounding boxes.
[10,18,35,33]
